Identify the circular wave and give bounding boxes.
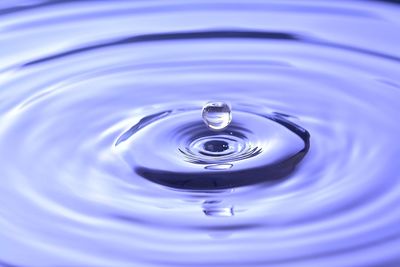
[115,106,309,189]
[0,1,400,267]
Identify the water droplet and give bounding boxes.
[202,200,234,217]
[202,101,232,131]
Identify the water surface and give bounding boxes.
[1,1,400,266]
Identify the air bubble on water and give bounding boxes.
[202,101,232,131]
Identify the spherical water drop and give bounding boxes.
[202,101,232,131]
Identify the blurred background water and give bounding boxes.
[1,1,400,266]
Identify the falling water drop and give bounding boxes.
[202,101,232,131]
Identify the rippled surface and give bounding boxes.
[1,1,400,266]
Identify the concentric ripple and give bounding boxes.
[115,106,309,189]
[1,1,400,267]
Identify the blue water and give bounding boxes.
[1,1,400,266]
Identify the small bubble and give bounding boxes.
[202,101,232,131]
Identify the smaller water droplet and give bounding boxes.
[202,101,232,131]
[202,200,234,217]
